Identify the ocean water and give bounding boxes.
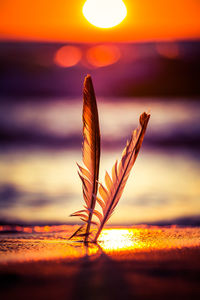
[0,98,200,225]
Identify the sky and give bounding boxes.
[0,0,200,42]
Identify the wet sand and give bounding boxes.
[0,226,200,300]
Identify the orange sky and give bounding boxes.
[0,0,200,42]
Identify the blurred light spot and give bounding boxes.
[15,226,23,232]
[156,43,179,59]
[23,227,32,233]
[86,44,120,67]
[54,46,82,67]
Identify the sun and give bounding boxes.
[82,0,127,29]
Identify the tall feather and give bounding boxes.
[93,112,150,242]
[70,75,100,242]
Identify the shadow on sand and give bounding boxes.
[72,244,133,300]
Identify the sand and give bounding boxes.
[0,226,200,300]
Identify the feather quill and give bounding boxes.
[93,112,150,242]
[70,75,100,242]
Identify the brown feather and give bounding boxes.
[70,75,100,242]
[93,112,150,242]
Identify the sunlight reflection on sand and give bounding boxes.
[99,229,136,251]
[0,227,200,263]
[99,227,200,256]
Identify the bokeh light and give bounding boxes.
[54,45,82,67]
[86,44,121,67]
[156,43,179,59]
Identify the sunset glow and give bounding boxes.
[0,1,200,42]
[82,0,127,28]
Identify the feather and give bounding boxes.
[68,225,86,240]
[93,112,150,242]
[70,75,101,242]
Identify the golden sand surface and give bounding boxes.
[0,226,200,262]
[0,226,200,300]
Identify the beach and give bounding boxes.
[1,226,200,300]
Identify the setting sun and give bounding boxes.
[82,0,127,28]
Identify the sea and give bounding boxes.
[0,97,200,226]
